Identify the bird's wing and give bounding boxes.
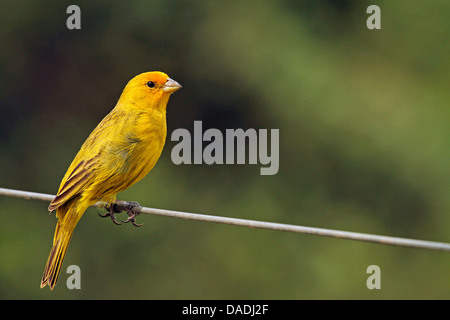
[48,108,128,213]
[48,156,99,212]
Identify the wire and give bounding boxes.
[1,187,449,252]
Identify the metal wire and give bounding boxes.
[1,187,449,252]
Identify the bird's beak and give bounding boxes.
[162,78,182,93]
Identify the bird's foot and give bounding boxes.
[119,201,143,227]
[98,203,123,225]
[99,201,143,227]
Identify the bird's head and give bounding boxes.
[118,71,182,111]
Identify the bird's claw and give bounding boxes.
[98,204,123,225]
[99,201,143,227]
[121,214,143,227]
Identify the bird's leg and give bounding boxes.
[98,203,123,225]
[98,201,143,227]
[118,201,143,227]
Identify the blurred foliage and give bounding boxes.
[0,0,449,299]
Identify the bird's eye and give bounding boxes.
[147,81,155,88]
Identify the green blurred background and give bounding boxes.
[0,0,449,299]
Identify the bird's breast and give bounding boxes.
[107,111,167,187]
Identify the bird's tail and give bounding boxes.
[41,205,80,290]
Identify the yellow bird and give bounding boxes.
[40,71,182,290]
